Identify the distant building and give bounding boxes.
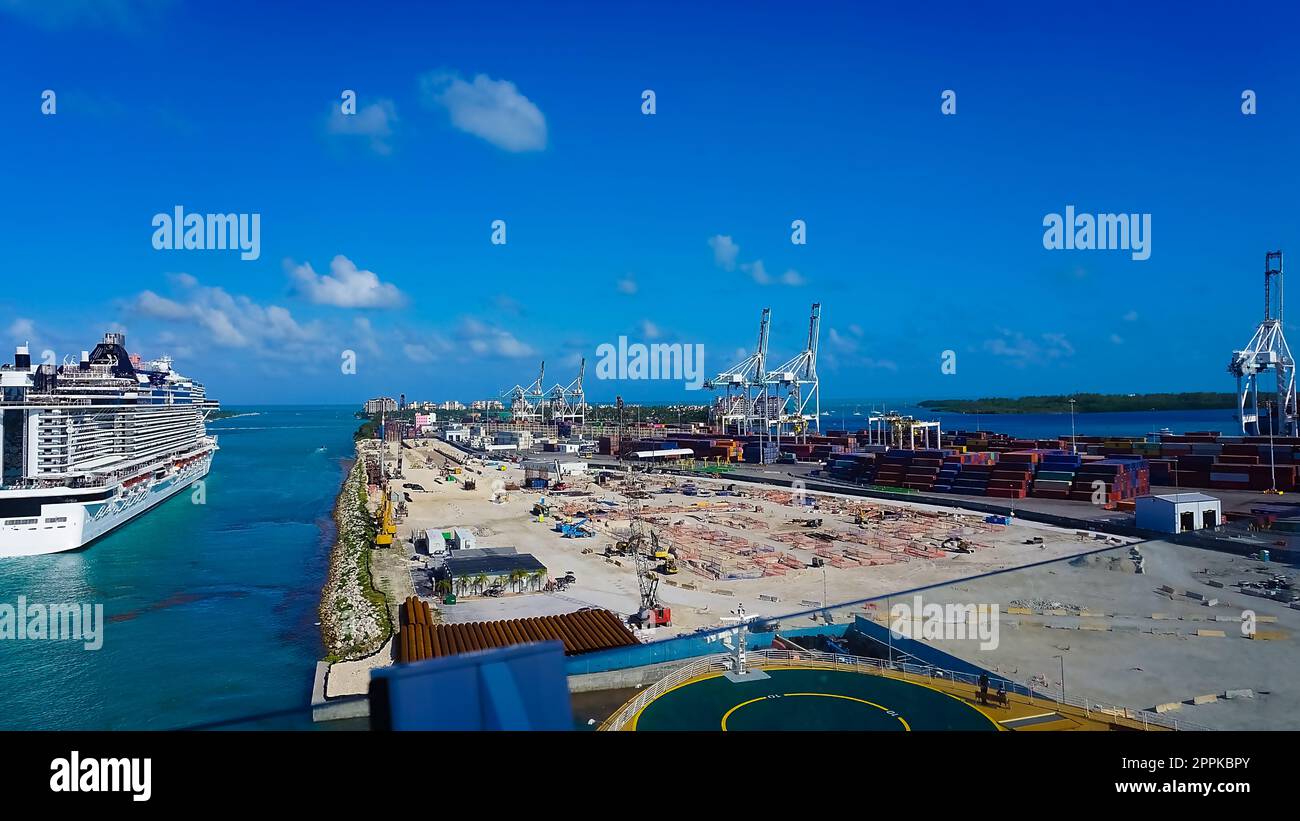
[438,400,466,411]
[440,424,470,443]
[495,429,533,449]
[415,412,436,432]
[365,397,398,414]
[471,399,505,411]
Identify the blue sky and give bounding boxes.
[1,0,1298,405]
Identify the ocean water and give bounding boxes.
[819,404,1240,441]
[0,405,358,730]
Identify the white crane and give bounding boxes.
[766,302,822,443]
[548,358,587,426]
[1229,251,1298,436]
[503,360,546,426]
[704,307,772,441]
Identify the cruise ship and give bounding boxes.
[0,333,218,557]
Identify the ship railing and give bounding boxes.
[596,654,734,731]
[597,648,1214,731]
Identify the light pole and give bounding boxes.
[1053,654,1066,702]
[822,567,828,624]
[1267,400,1279,493]
[1068,398,1077,455]
[886,595,893,665]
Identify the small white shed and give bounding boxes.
[1135,493,1222,534]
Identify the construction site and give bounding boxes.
[366,434,1121,638]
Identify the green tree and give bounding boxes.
[507,569,527,593]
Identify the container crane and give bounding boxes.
[547,357,586,426]
[503,360,546,426]
[767,302,822,443]
[704,307,772,442]
[1229,251,1298,436]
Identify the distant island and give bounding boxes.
[918,393,1237,414]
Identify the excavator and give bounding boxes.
[651,532,678,574]
[374,490,397,548]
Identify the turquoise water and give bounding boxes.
[0,405,357,730]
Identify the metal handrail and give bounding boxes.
[598,648,1213,731]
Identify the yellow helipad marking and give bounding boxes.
[1000,711,1056,725]
[720,692,911,731]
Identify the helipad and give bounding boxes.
[629,666,1000,731]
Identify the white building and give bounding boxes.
[1135,493,1222,534]
[365,397,398,414]
[450,528,477,551]
[439,424,470,443]
[496,429,534,449]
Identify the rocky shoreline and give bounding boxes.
[319,444,392,662]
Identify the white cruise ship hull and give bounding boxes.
[0,450,214,558]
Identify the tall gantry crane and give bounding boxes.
[1229,251,1298,436]
[503,360,547,426]
[704,307,771,439]
[547,357,587,426]
[767,302,822,443]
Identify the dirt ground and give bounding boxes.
[389,440,1125,636]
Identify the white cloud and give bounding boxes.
[1123,310,1139,321]
[640,319,662,340]
[420,71,546,152]
[288,255,405,309]
[983,329,1075,367]
[828,328,858,354]
[461,317,535,358]
[352,317,381,357]
[327,98,398,155]
[781,268,805,286]
[134,291,191,320]
[708,235,739,271]
[617,276,638,295]
[404,343,436,363]
[8,318,36,340]
[131,278,322,357]
[742,260,770,285]
[1110,333,1124,345]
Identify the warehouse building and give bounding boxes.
[445,551,548,595]
[1135,492,1222,534]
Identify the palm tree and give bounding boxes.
[472,573,489,596]
[507,569,527,593]
[528,569,546,592]
[436,578,452,597]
